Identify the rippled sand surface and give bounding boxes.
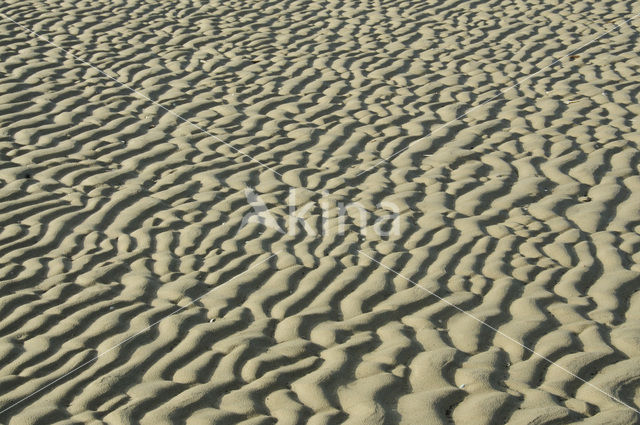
[1,0,640,423]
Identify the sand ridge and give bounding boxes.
[1,0,640,423]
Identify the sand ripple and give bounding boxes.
[1,0,640,423]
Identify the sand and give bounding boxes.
[1,0,640,423]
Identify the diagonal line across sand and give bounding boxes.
[355,10,640,177]
[359,250,640,415]
[0,251,280,416]
[0,12,284,178]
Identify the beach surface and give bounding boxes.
[1,0,640,423]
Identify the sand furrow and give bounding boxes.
[1,0,640,423]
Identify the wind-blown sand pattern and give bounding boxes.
[1,0,640,423]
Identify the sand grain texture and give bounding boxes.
[1,0,640,423]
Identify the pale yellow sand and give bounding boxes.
[0,0,640,423]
